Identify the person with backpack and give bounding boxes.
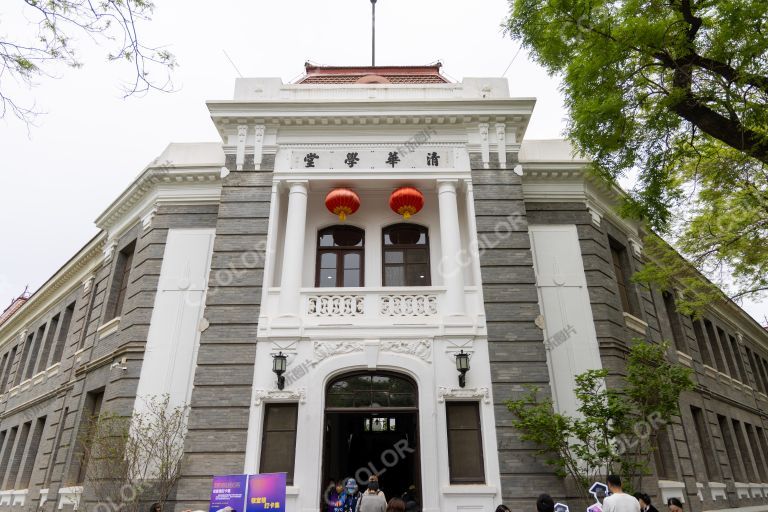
[357,475,386,512]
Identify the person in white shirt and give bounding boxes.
[601,475,641,512]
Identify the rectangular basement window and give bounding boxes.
[260,403,298,485]
[446,402,485,484]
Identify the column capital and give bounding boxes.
[436,179,459,193]
[285,180,309,195]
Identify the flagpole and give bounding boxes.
[371,0,377,66]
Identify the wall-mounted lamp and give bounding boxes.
[455,350,470,388]
[272,352,287,390]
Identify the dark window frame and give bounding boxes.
[14,334,33,387]
[760,356,768,393]
[653,426,678,479]
[1,346,16,393]
[106,241,137,321]
[661,291,687,353]
[731,419,758,482]
[259,403,298,485]
[745,423,768,482]
[18,416,46,489]
[690,406,719,481]
[691,318,714,367]
[717,414,745,482]
[728,334,747,383]
[74,389,104,485]
[37,314,59,373]
[382,223,432,287]
[446,401,485,484]
[716,326,738,379]
[52,302,75,364]
[609,239,637,315]
[0,354,8,394]
[756,427,768,484]
[704,319,727,373]
[6,421,31,489]
[0,426,18,490]
[746,347,766,393]
[315,225,365,288]
[46,407,68,486]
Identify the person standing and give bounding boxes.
[358,477,387,512]
[366,475,386,501]
[633,492,659,512]
[537,494,555,512]
[340,478,362,512]
[602,475,641,512]
[401,484,418,510]
[386,498,406,512]
[326,479,340,512]
[666,498,683,512]
[496,506,511,512]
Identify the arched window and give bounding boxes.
[316,225,364,287]
[326,372,417,409]
[382,224,430,286]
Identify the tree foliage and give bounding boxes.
[1,1,176,121]
[505,0,768,309]
[76,395,188,512]
[506,341,694,502]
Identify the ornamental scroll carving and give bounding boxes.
[312,339,432,364]
[380,339,432,363]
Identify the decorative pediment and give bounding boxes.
[437,386,490,403]
[253,388,306,406]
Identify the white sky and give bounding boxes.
[0,0,765,324]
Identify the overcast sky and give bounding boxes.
[1,0,765,323]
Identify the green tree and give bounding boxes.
[505,0,768,309]
[1,1,176,121]
[506,341,693,502]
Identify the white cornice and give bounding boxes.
[521,164,768,346]
[207,98,536,116]
[0,234,106,347]
[95,166,222,237]
[522,166,642,237]
[208,99,535,142]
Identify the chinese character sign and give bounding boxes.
[246,473,287,512]
[209,474,248,512]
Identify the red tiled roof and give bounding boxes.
[0,294,29,328]
[296,63,450,84]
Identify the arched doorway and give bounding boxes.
[321,371,421,507]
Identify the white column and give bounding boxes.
[463,179,483,289]
[437,179,466,316]
[278,181,309,317]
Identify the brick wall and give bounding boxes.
[174,154,275,511]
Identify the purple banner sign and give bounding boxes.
[209,474,248,512]
[246,473,287,512]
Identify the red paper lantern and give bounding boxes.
[325,188,360,221]
[389,186,424,219]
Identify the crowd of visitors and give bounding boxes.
[491,474,684,512]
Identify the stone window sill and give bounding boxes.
[441,485,497,496]
[97,316,121,339]
[677,351,693,367]
[623,312,648,335]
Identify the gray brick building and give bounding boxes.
[1,64,766,512]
